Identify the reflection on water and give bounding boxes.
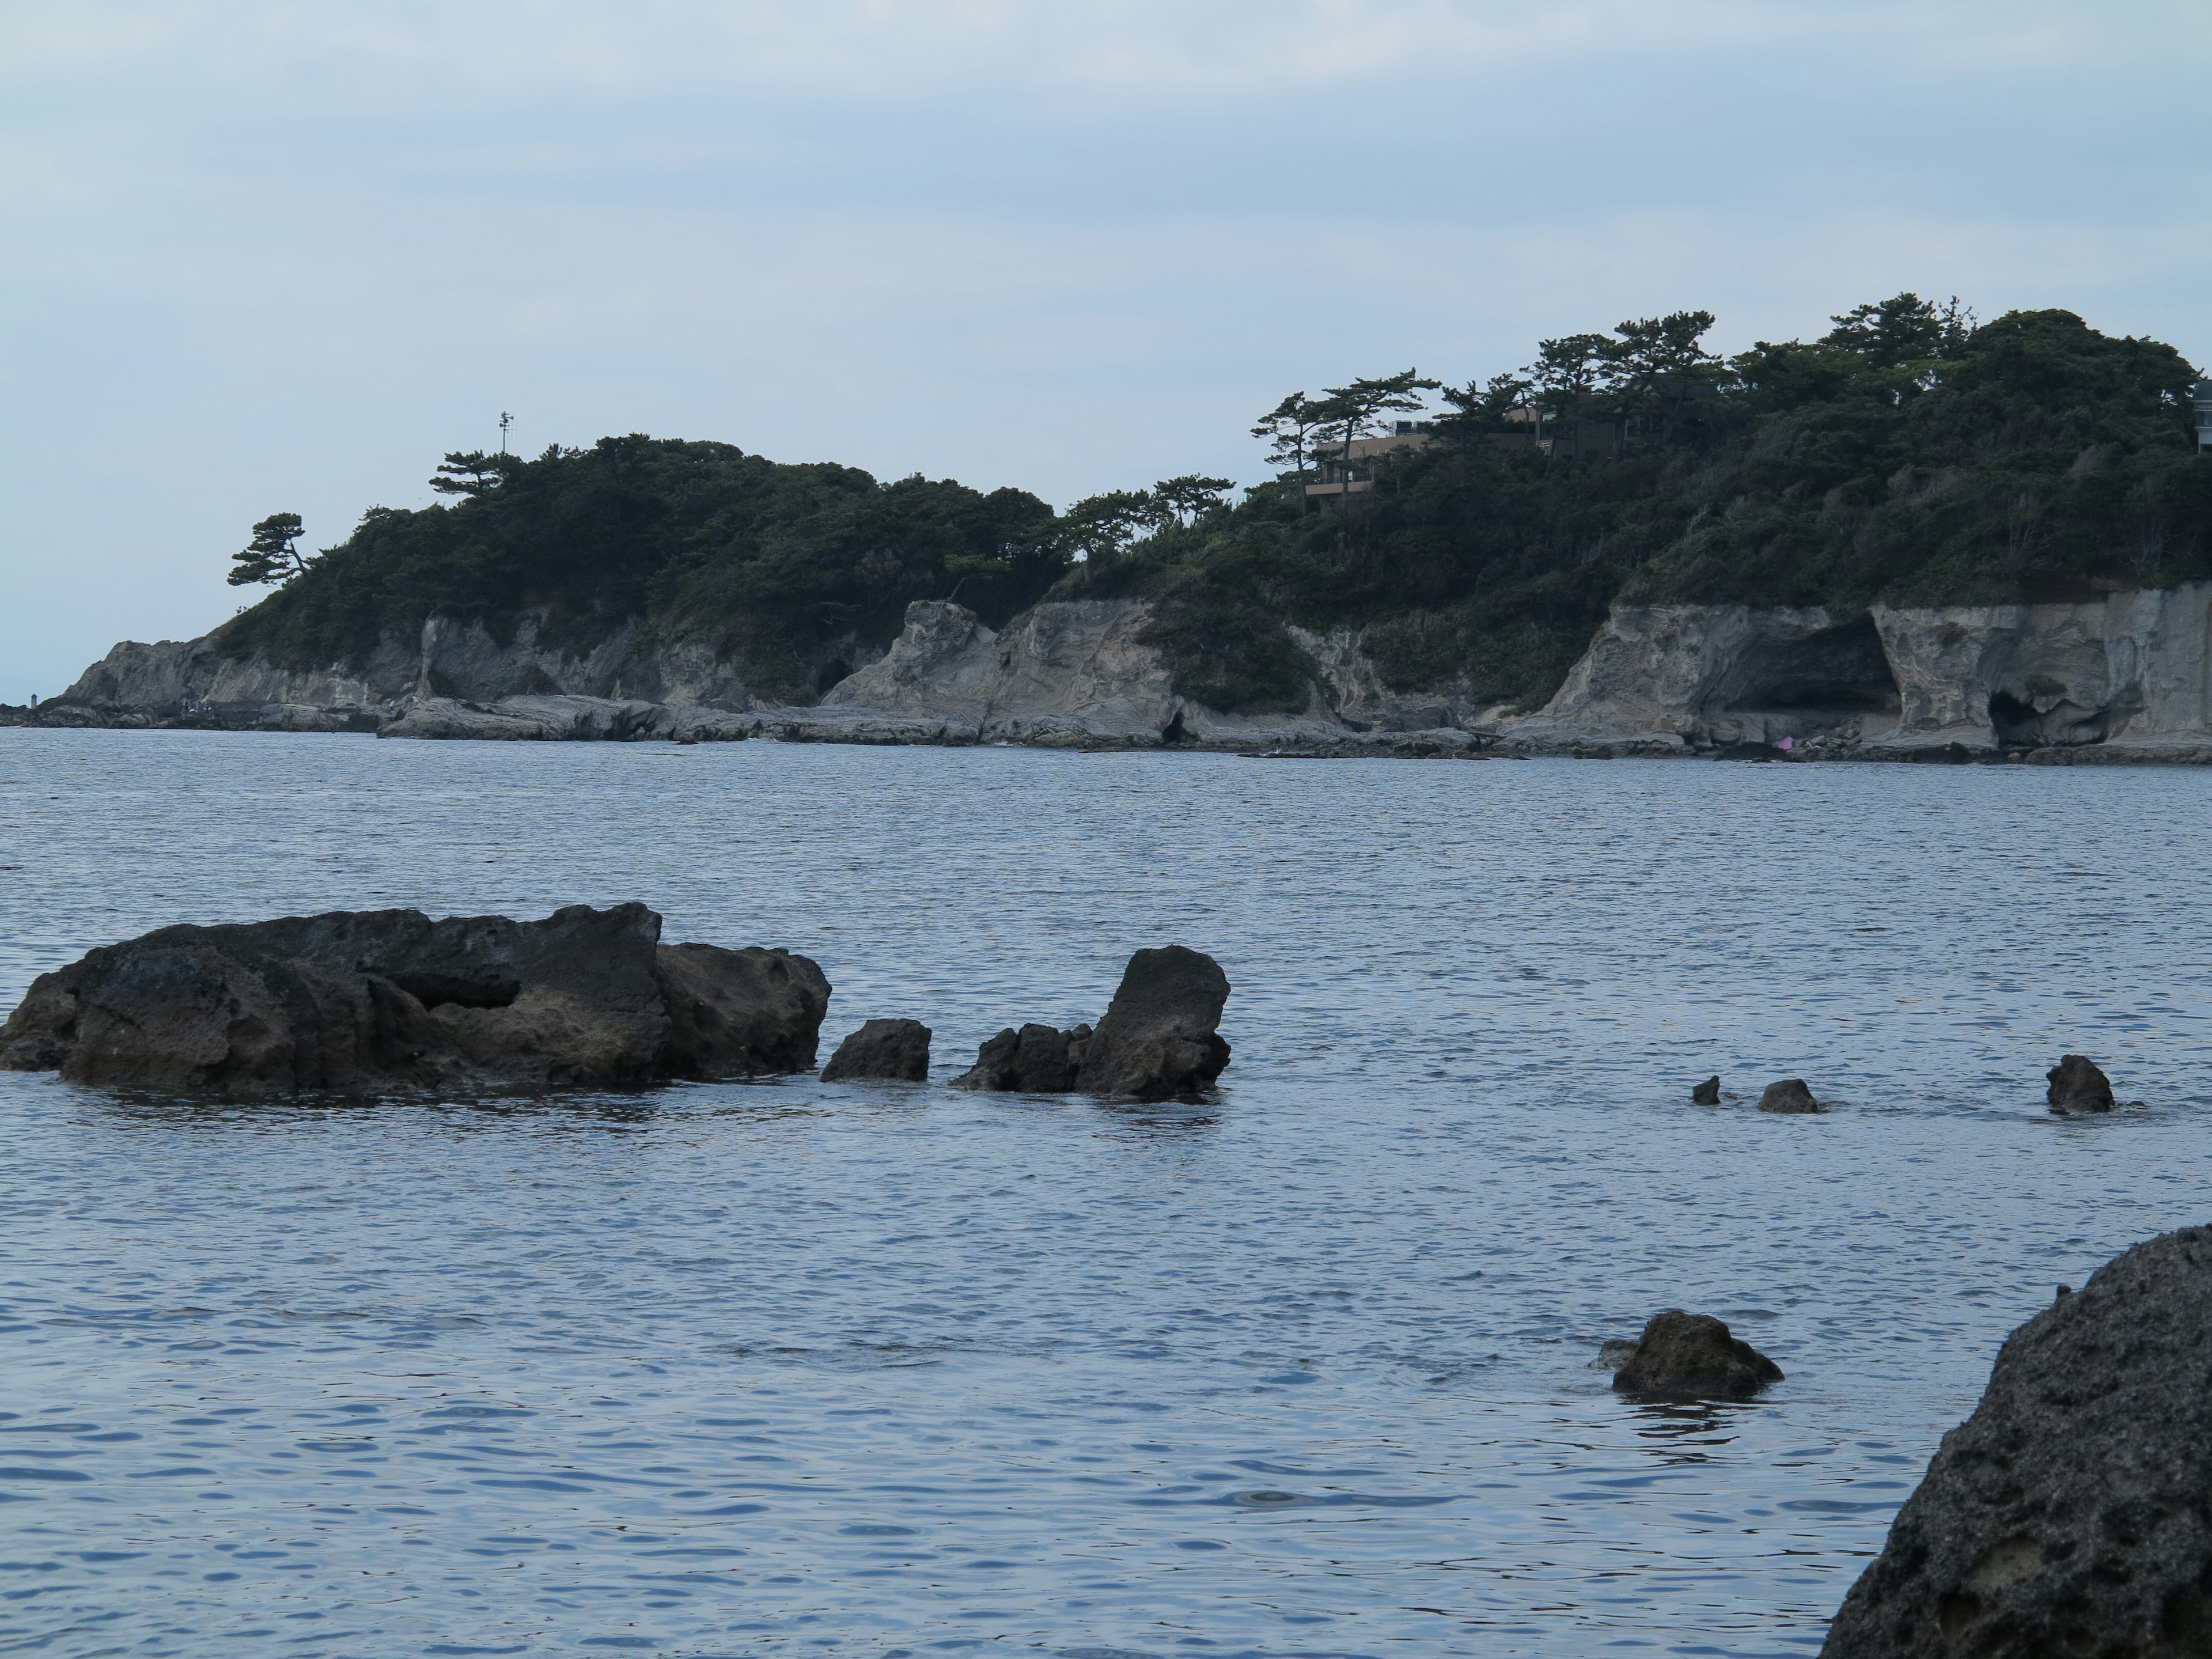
[3,730,2210,1655]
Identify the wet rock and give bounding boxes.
[1756,1078,1821,1113]
[656,942,831,1079]
[2045,1052,2115,1115]
[950,1022,1092,1092]
[0,904,827,1097]
[1821,1226,2212,1658]
[1073,946,1232,1100]
[1612,1310,1785,1399]
[1691,1075,1722,1105]
[821,1018,933,1082]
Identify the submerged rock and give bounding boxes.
[1612,1310,1785,1399]
[1757,1078,1821,1114]
[0,904,827,1097]
[1074,946,1232,1100]
[1593,1339,1642,1372]
[950,1022,1093,1092]
[1691,1075,1722,1105]
[821,1018,933,1082]
[2046,1052,2115,1114]
[1821,1226,2212,1657]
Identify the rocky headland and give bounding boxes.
[21,584,2212,763]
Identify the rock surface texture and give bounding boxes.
[951,945,1233,1099]
[2046,1053,2116,1114]
[1822,1226,2212,1658]
[1612,1310,1786,1399]
[821,1018,933,1082]
[0,904,827,1097]
[1758,1078,1822,1114]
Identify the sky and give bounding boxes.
[3,0,2209,702]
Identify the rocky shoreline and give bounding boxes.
[19,582,2212,763]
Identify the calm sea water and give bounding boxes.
[3,731,2209,1658]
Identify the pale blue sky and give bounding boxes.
[3,1,2207,702]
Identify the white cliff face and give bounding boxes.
[1502,583,2212,753]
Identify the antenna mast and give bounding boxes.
[499,411,514,456]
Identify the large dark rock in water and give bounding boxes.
[0,903,828,1097]
[2046,1052,2115,1114]
[949,946,1232,1100]
[950,1022,1092,1092]
[821,1018,932,1082]
[1823,1227,2212,1658]
[1612,1310,1785,1399]
[1073,946,1231,1099]
[1757,1078,1822,1114]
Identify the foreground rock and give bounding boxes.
[2046,1052,2115,1114]
[953,946,1232,1099]
[1691,1075,1721,1104]
[1823,1226,2212,1657]
[0,903,827,1097]
[1757,1078,1822,1113]
[1612,1310,1785,1399]
[820,1018,932,1082]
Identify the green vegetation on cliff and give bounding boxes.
[222,298,2208,713]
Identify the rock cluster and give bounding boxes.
[953,946,1232,1100]
[0,903,827,1097]
[1611,1310,1786,1399]
[820,1018,933,1082]
[1822,1226,2212,1657]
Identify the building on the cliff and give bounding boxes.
[2193,380,2212,451]
[1306,422,1433,499]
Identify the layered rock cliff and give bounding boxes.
[23,584,2212,761]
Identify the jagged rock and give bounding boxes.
[0,904,827,1097]
[2046,1052,2115,1114]
[821,1018,933,1082]
[950,1022,1093,1092]
[1074,946,1232,1099]
[657,942,830,1078]
[1821,1227,2212,1657]
[1691,1075,1722,1104]
[1612,1310,1785,1399]
[1757,1078,1822,1113]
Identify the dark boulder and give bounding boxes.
[1691,1075,1722,1105]
[0,903,828,1097]
[1822,1227,2212,1658]
[1073,945,1232,1099]
[950,1022,1091,1092]
[1612,1310,1785,1399]
[821,1017,932,1082]
[1757,1078,1821,1113]
[2046,1052,2115,1115]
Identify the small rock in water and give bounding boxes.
[950,1022,1092,1092]
[1073,945,1232,1100]
[2044,1052,2114,1115]
[1691,1075,1722,1105]
[1612,1310,1785,1399]
[1593,1339,1641,1372]
[820,1018,932,1082]
[1821,1226,2212,1657]
[1757,1078,1821,1113]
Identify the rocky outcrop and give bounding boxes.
[1822,1226,2212,1657]
[950,945,1233,1099]
[1502,584,2212,758]
[951,1022,1094,1093]
[2046,1053,2116,1114]
[821,1018,933,1082]
[1611,1310,1785,1399]
[1073,946,1232,1099]
[0,903,827,1097]
[1758,1078,1822,1114]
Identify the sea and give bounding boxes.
[2,729,2207,1657]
